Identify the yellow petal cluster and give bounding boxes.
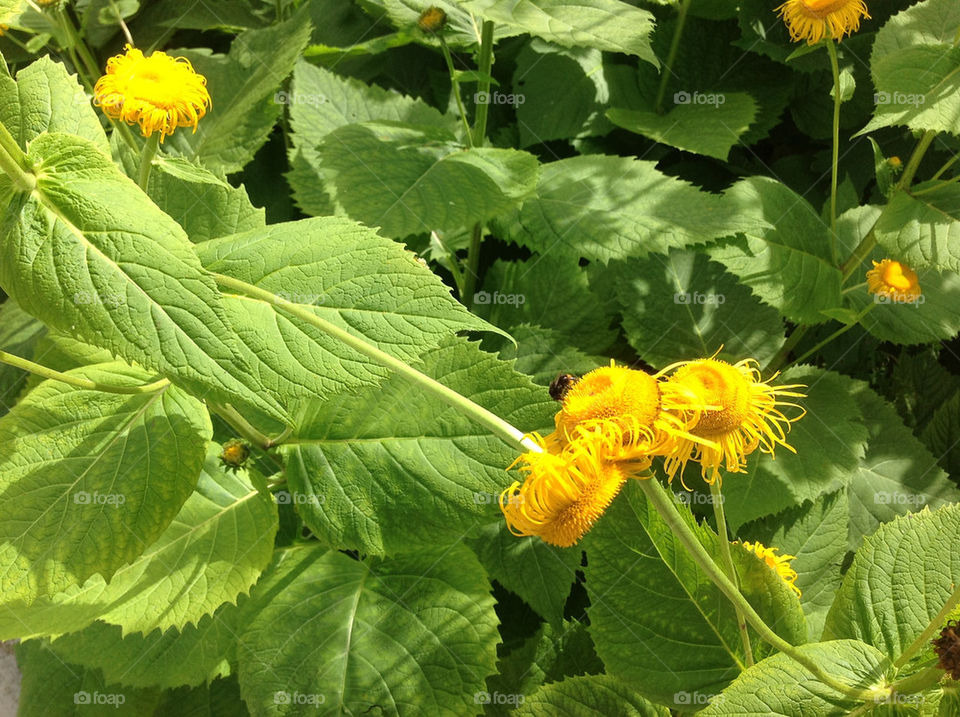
[776,0,870,45]
[866,259,922,304]
[741,541,802,597]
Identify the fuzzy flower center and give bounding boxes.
[673,360,750,437]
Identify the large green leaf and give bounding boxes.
[0,298,46,416]
[708,177,843,325]
[824,504,960,663]
[196,216,498,401]
[700,640,890,716]
[0,363,209,603]
[498,155,766,263]
[496,324,607,388]
[515,674,669,716]
[281,337,554,554]
[606,249,785,367]
[154,677,248,717]
[922,392,960,479]
[167,9,313,173]
[237,543,499,716]
[585,481,806,711]
[317,121,539,238]
[873,183,960,274]
[460,0,657,67]
[0,444,277,638]
[0,132,289,422]
[860,0,960,137]
[286,58,456,217]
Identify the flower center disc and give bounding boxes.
[881,261,915,291]
[675,361,751,437]
[559,366,661,429]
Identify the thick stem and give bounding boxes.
[0,349,170,394]
[840,228,877,283]
[472,20,494,146]
[894,581,960,669]
[826,39,842,265]
[897,130,936,191]
[788,305,874,368]
[212,273,541,454]
[710,481,754,667]
[438,35,475,148]
[138,133,160,190]
[654,0,692,114]
[638,478,880,701]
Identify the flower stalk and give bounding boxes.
[710,481,754,667]
[0,349,170,394]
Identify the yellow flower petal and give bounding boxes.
[776,0,870,44]
[741,541,801,597]
[866,259,922,303]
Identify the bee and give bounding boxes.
[549,373,579,402]
[219,438,250,472]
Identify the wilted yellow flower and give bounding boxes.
[741,541,801,597]
[662,358,805,485]
[867,259,922,304]
[499,429,649,548]
[417,6,447,33]
[94,44,211,142]
[777,0,870,44]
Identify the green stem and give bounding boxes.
[788,305,874,367]
[138,133,160,190]
[638,478,881,701]
[840,227,877,283]
[826,39,842,265]
[889,664,944,696]
[710,481,754,667]
[208,402,285,471]
[106,0,134,45]
[654,0,692,114]
[910,172,960,197]
[57,6,102,84]
[930,153,959,182]
[897,130,936,191]
[0,349,170,394]
[764,326,809,373]
[212,273,540,453]
[894,580,960,669]
[472,20,494,146]
[438,35,474,148]
[0,120,35,193]
[462,222,483,306]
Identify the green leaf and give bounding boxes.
[743,490,849,641]
[0,363,209,603]
[498,155,766,263]
[700,640,890,716]
[719,366,869,532]
[860,0,960,137]
[474,254,618,354]
[16,640,161,716]
[515,674,669,716]
[460,0,657,67]
[47,605,237,689]
[196,216,498,402]
[154,677,247,717]
[846,385,960,551]
[708,177,844,325]
[286,58,457,217]
[166,10,313,173]
[0,444,277,638]
[495,324,607,388]
[607,93,757,161]
[0,132,289,422]
[469,522,580,628]
[606,249,786,367]
[318,121,540,239]
[0,298,46,416]
[824,504,960,663]
[874,183,960,274]
[281,337,553,554]
[585,481,807,710]
[0,54,106,153]
[237,543,499,715]
[360,0,517,47]
[922,392,960,478]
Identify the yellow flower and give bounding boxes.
[867,259,922,304]
[417,6,447,33]
[499,429,649,548]
[554,362,712,460]
[741,541,801,597]
[662,358,805,486]
[94,44,211,142]
[0,24,7,36]
[776,0,870,45]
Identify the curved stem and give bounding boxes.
[438,35,474,148]
[894,581,960,669]
[897,130,936,191]
[787,304,874,368]
[654,0,692,114]
[710,481,753,667]
[138,133,160,190]
[0,349,170,394]
[638,477,880,701]
[208,401,284,471]
[211,272,541,454]
[471,20,494,146]
[826,39,842,264]
[840,227,877,283]
[930,153,959,182]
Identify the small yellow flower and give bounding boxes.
[499,429,649,548]
[867,259,922,304]
[94,44,211,142]
[662,358,805,485]
[740,541,801,597]
[417,6,447,33]
[776,0,870,45]
[0,24,7,36]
